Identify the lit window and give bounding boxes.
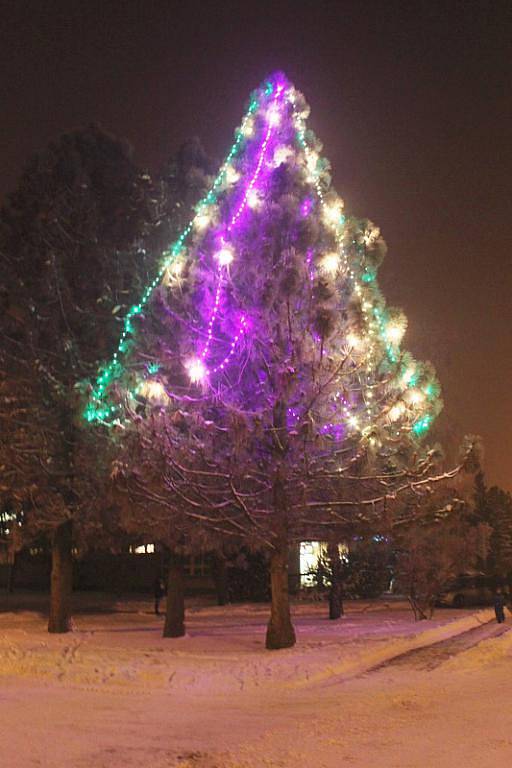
[299,541,326,587]
[130,543,155,555]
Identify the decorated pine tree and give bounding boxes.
[87,73,471,648]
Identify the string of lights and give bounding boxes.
[84,74,440,441]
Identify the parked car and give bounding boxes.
[438,574,499,608]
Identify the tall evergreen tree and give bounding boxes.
[474,473,512,579]
[0,125,156,630]
[89,73,474,648]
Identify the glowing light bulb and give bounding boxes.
[215,245,234,267]
[162,260,184,285]
[194,210,211,230]
[186,358,207,384]
[405,389,425,406]
[348,415,359,429]
[388,402,405,422]
[320,252,340,274]
[347,332,362,349]
[139,381,167,402]
[172,259,185,275]
[385,320,406,345]
[246,189,260,209]
[267,104,281,126]
[306,151,319,172]
[323,200,344,228]
[242,117,254,137]
[273,145,293,167]
[224,165,240,185]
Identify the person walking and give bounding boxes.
[494,588,506,624]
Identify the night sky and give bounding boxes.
[1,0,511,489]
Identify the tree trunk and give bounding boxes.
[266,544,296,650]
[329,581,344,620]
[48,519,73,633]
[328,543,344,620]
[408,592,428,621]
[163,553,185,638]
[212,553,228,606]
[6,550,16,594]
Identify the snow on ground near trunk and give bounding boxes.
[1,598,511,768]
[0,598,493,692]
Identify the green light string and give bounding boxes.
[86,78,437,440]
[84,97,260,424]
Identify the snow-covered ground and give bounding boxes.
[1,598,511,767]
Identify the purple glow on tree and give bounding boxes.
[211,315,248,373]
[191,82,288,381]
[200,272,223,362]
[88,70,442,448]
[117,69,440,444]
[300,198,313,217]
[96,71,464,651]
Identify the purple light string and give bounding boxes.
[201,269,224,359]
[226,102,278,231]
[211,316,248,373]
[197,84,285,375]
[306,247,315,282]
[300,197,313,217]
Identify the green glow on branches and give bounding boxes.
[424,382,438,399]
[84,95,259,425]
[84,74,439,443]
[412,414,433,436]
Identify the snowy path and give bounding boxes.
[373,618,510,671]
[1,602,512,767]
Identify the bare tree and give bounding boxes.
[393,485,491,620]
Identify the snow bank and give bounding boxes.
[288,606,495,689]
[0,601,495,694]
[442,624,512,671]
